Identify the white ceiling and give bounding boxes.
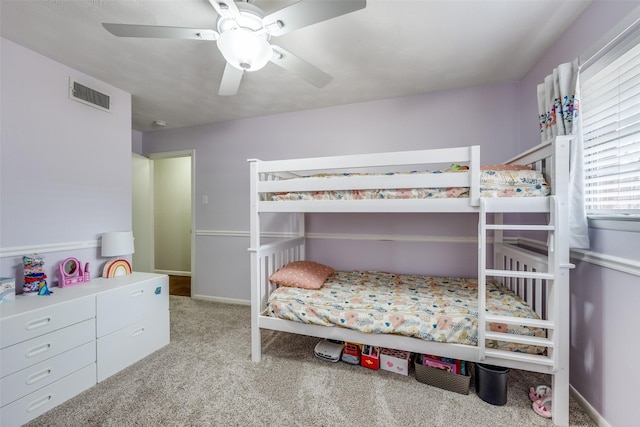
[1,0,591,132]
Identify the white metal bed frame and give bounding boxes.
[248,136,572,426]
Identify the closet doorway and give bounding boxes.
[132,151,195,297]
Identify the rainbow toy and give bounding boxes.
[102,259,132,278]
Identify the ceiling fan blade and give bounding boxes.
[218,62,244,96]
[208,0,240,18]
[263,0,366,37]
[102,23,218,40]
[270,45,332,88]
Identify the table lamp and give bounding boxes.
[101,231,135,277]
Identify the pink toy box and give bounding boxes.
[380,348,411,376]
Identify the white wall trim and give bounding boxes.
[588,218,640,233]
[570,248,640,277]
[197,231,640,277]
[306,232,477,244]
[570,384,611,427]
[195,229,478,243]
[191,294,250,306]
[148,150,194,160]
[518,237,640,277]
[515,237,547,252]
[0,240,98,257]
[6,234,632,293]
[196,230,249,237]
[195,230,295,239]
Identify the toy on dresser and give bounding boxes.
[22,253,51,295]
[58,257,90,287]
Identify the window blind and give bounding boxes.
[581,38,640,216]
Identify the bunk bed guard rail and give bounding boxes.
[248,145,482,211]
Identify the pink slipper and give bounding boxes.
[529,385,551,401]
[532,397,552,418]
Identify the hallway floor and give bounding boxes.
[169,275,190,297]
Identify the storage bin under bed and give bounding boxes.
[414,360,471,395]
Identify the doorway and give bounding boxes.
[132,151,195,296]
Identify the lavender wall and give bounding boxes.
[0,0,603,422]
[0,2,636,424]
[143,3,640,424]
[306,212,480,276]
[517,0,639,148]
[132,130,143,155]
[143,83,519,299]
[517,2,640,426]
[0,38,132,287]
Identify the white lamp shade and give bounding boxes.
[217,29,273,71]
[101,231,135,257]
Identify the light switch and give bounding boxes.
[202,195,208,204]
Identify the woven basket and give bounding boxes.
[414,361,471,395]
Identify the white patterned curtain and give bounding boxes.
[537,59,590,249]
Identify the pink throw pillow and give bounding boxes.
[269,261,335,290]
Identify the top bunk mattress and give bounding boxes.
[268,166,550,201]
[266,270,546,355]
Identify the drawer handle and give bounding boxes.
[25,317,53,331]
[130,289,144,298]
[26,393,53,413]
[131,327,145,337]
[26,342,52,358]
[26,368,53,385]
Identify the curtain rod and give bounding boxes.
[578,5,640,70]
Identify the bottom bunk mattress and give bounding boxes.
[266,271,545,355]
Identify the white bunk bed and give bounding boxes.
[248,136,572,426]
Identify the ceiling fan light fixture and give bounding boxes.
[217,29,272,71]
[264,20,284,34]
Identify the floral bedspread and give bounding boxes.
[269,167,550,201]
[266,271,546,354]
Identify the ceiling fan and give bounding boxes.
[103,0,366,96]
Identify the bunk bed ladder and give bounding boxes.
[478,197,559,369]
[480,138,572,426]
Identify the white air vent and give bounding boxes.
[69,78,111,112]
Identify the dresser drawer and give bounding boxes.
[0,363,96,427]
[0,295,95,349]
[97,309,169,382]
[1,340,95,407]
[0,318,95,377]
[96,275,168,338]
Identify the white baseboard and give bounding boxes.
[190,294,250,306]
[570,384,610,427]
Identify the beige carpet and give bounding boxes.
[26,296,596,426]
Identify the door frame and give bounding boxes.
[148,150,196,289]
[132,153,155,273]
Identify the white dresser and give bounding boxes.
[0,272,169,426]
[95,274,170,382]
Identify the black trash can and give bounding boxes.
[475,363,510,405]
